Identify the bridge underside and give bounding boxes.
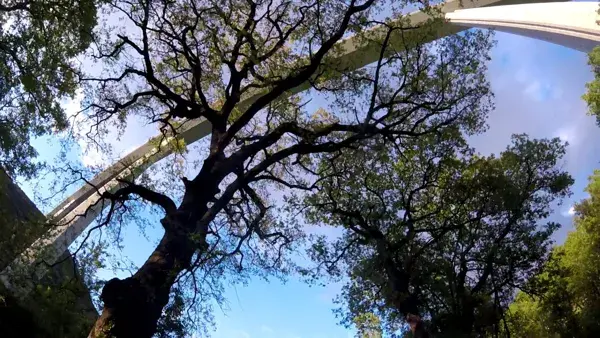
[446,2,600,52]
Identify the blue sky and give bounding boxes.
[14,3,598,337]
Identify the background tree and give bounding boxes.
[301,133,572,337]
[45,0,497,336]
[0,0,98,177]
[507,170,600,338]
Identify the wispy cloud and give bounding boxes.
[555,125,579,146]
[61,90,107,167]
[514,64,563,103]
[561,206,576,217]
[523,80,563,102]
[60,89,160,169]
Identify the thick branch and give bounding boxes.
[103,179,177,216]
[221,0,377,147]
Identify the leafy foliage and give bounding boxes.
[583,3,600,126]
[0,0,98,177]
[302,132,572,337]
[354,312,383,338]
[507,170,600,338]
[583,46,600,126]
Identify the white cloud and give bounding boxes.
[60,90,156,169]
[524,80,541,99]
[513,56,563,103]
[555,125,579,146]
[561,206,576,217]
[81,147,105,167]
[514,67,529,84]
[60,90,110,167]
[63,89,85,120]
[523,80,562,102]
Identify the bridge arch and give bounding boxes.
[446,2,600,52]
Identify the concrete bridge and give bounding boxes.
[1,0,598,297]
[447,1,599,52]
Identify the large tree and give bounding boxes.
[50,0,496,336]
[301,133,572,337]
[0,0,98,177]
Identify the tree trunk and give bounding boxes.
[380,253,431,337]
[88,230,195,338]
[450,297,475,337]
[413,320,430,338]
[88,167,222,338]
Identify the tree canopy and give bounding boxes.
[301,130,572,337]
[0,0,98,177]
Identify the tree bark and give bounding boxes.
[89,230,195,338]
[88,160,222,337]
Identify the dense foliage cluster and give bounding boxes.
[302,132,572,337]
[0,0,97,177]
[506,171,600,338]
